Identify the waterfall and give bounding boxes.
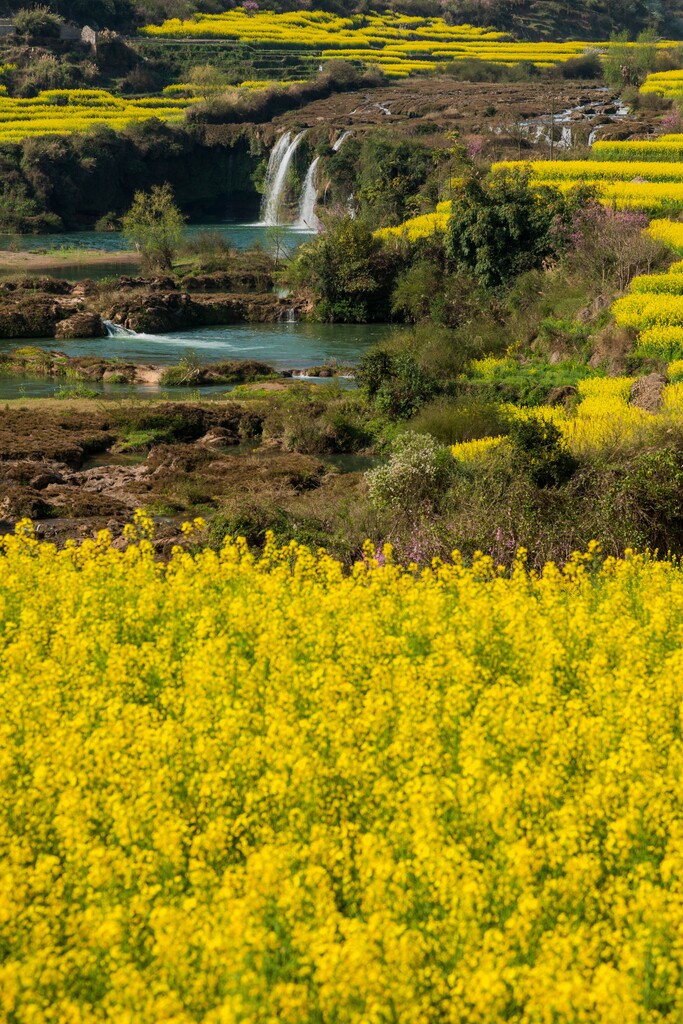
[260,129,307,226]
[558,125,573,150]
[104,320,137,337]
[333,130,351,152]
[292,132,351,232]
[294,157,320,230]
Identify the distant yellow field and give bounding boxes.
[141,10,608,76]
[0,88,193,143]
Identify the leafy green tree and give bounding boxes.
[445,171,591,290]
[0,183,39,232]
[286,217,399,322]
[122,183,184,272]
[357,350,437,419]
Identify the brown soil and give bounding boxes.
[271,78,650,156]
[631,373,667,413]
[0,398,361,550]
[0,250,141,274]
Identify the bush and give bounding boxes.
[559,52,603,79]
[357,350,437,419]
[409,396,510,444]
[445,171,595,289]
[508,416,577,488]
[604,30,658,88]
[14,6,63,38]
[366,431,457,514]
[286,218,400,323]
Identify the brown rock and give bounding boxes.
[631,373,667,414]
[55,312,107,340]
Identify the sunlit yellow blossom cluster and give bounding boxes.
[375,202,451,241]
[494,158,683,183]
[640,68,683,99]
[647,218,683,254]
[612,248,683,356]
[451,434,505,461]
[0,88,193,143]
[140,10,604,76]
[456,376,676,460]
[493,160,683,213]
[162,79,303,97]
[6,521,683,1020]
[593,137,683,161]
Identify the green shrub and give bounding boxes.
[508,417,577,488]
[358,350,437,419]
[408,397,510,445]
[15,6,63,38]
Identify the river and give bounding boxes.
[0,321,395,400]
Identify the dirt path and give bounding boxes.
[0,250,141,274]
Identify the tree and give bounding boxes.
[122,183,184,272]
[445,171,592,289]
[14,5,63,38]
[604,29,658,88]
[286,217,400,322]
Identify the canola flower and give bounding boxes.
[610,240,683,357]
[630,272,683,295]
[7,518,683,1020]
[375,206,450,241]
[466,378,656,457]
[451,434,505,461]
[593,138,683,162]
[636,325,683,358]
[469,355,513,378]
[0,88,193,143]
[647,218,683,254]
[668,358,683,379]
[493,158,683,183]
[140,10,604,75]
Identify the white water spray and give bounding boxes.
[293,130,351,231]
[333,130,351,151]
[294,157,320,230]
[260,130,307,226]
[104,320,137,337]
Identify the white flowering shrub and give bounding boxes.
[367,431,457,514]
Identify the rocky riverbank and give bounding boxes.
[0,398,369,552]
[0,273,308,339]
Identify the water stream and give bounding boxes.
[292,131,352,232]
[0,321,395,400]
[294,157,321,231]
[260,129,307,226]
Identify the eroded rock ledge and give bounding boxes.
[0,274,308,339]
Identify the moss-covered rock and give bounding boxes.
[55,312,108,340]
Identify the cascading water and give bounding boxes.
[294,157,320,230]
[293,130,352,231]
[104,320,137,337]
[333,130,351,152]
[260,130,307,226]
[259,131,291,222]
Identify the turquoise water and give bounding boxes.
[0,321,394,400]
[0,222,314,256]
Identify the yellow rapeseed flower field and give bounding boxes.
[0,88,193,143]
[140,10,604,75]
[5,516,683,1020]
